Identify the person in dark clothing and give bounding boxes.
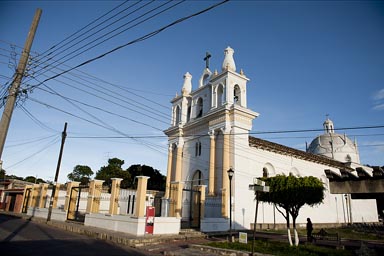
[306,218,313,242]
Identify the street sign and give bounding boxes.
[249,184,270,192]
[253,178,265,186]
[239,232,247,244]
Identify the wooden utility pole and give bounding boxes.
[47,122,67,222]
[0,8,42,159]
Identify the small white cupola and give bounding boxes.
[323,117,335,134]
[181,72,192,95]
[222,46,236,72]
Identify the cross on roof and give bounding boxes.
[204,52,211,69]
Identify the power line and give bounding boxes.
[32,0,159,73]
[4,135,60,170]
[20,105,58,133]
[33,76,170,124]
[48,73,170,119]
[66,125,384,140]
[250,125,384,135]
[35,0,133,61]
[27,96,168,155]
[26,0,230,90]
[4,134,58,148]
[38,84,165,132]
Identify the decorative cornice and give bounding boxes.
[209,69,249,83]
[248,136,353,170]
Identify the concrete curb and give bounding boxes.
[190,244,273,256]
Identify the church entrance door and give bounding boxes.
[181,188,201,229]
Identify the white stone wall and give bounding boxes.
[231,145,379,230]
[84,213,180,236]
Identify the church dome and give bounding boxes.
[307,118,360,163]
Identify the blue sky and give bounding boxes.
[0,0,383,183]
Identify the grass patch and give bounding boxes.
[207,239,354,256]
[262,226,384,241]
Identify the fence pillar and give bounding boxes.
[52,183,61,209]
[169,181,184,218]
[38,183,48,208]
[109,178,123,215]
[86,179,104,214]
[31,184,40,207]
[21,185,32,212]
[135,176,149,217]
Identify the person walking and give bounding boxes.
[306,218,314,242]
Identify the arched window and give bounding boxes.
[196,98,203,118]
[234,85,241,104]
[192,170,203,186]
[262,167,269,178]
[187,106,191,122]
[217,84,224,106]
[186,98,192,122]
[174,106,181,125]
[195,142,201,157]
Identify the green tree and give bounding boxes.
[126,164,165,191]
[24,176,38,183]
[0,168,5,179]
[24,176,46,184]
[258,174,325,246]
[95,158,131,189]
[67,165,94,185]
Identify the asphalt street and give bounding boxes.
[0,214,155,256]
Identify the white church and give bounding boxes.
[163,46,378,232]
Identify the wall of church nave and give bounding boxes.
[230,196,377,231]
[235,146,339,182]
[230,150,379,230]
[349,199,378,223]
[230,187,378,231]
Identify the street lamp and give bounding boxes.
[227,168,234,241]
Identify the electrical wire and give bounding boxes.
[4,134,59,148]
[26,0,230,90]
[20,105,58,133]
[31,1,158,74]
[27,96,168,155]
[38,83,165,132]
[4,135,60,169]
[35,0,133,61]
[33,75,170,124]
[31,0,180,78]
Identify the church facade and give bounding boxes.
[163,47,378,232]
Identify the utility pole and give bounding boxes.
[0,8,42,159]
[47,122,67,222]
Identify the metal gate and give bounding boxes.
[67,185,88,222]
[181,188,201,229]
[22,188,31,213]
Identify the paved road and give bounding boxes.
[0,214,156,256]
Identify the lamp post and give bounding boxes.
[227,168,234,241]
[344,194,349,224]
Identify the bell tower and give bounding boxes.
[164,47,259,224]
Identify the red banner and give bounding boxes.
[145,206,155,234]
